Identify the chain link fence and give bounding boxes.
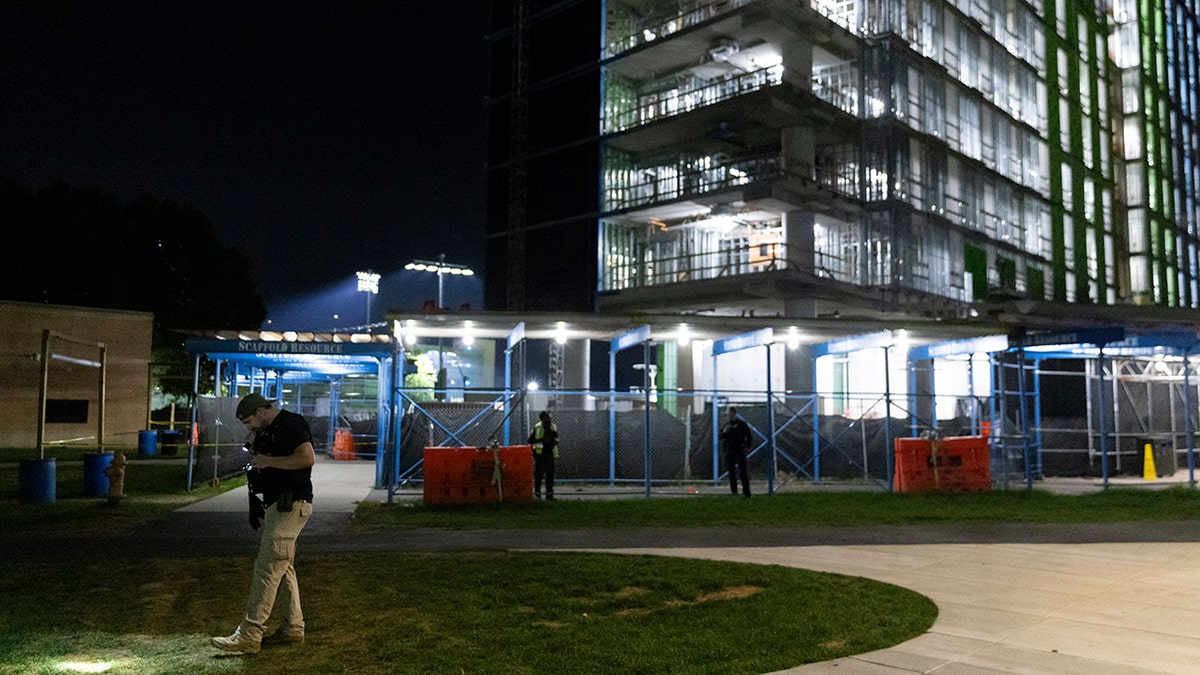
[383,389,986,492]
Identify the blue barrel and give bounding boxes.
[138,429,159,456]
[160,430,182,457]
[19,458,56,504]
[84,452,113,497]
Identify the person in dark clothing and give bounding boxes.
[528,410,559,500]
[719,406,752,497]
[212,393,315,654]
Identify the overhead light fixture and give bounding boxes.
[406,254,473,310]
[355,270,380,326]
[676,323,691,348]
[356,271,380,294]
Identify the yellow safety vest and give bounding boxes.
[531,422,559,458]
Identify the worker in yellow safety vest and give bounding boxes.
[528,410,559,500]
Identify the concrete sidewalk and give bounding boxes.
[69,458,1200,672]
[619,541,1200,674]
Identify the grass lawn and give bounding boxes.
[0,454,942,674]
[0,551,935,675]
[10,459,1197,674]
[353,484,1200,530]
[0,453,227,534]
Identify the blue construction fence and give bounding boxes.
[382,388,1010,494]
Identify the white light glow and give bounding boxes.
[462,334,475,347]
[526,381,539,391]
[555,321,568,344]
[404,333,417,345]
[58,662,114,673]
[356,270,380,294]
[408,259,473,276]
[706,213,740,231]
[786,326,800,350]
[755,53,784,68]
[676,323,690,347]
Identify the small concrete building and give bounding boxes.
[0,301,153,451]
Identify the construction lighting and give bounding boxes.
[406,254,473,310]
[555,321,568,345]
[356,270,380,326]
[526,381,539,391]
[355,270,380,294]
[676,323,691,347]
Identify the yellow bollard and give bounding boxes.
[1143,443,1158,481]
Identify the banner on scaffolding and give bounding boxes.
[612,324,651,352]
[1007,327,1124,349]
[713,327,772,355]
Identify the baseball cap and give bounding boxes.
[236,392,276,421]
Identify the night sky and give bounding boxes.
[0,3,491,326]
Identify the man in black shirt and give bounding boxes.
[212,393,315,654]
[719,406,752,497]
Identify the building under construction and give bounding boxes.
[487,0,1200,318]
[469,0,1200,490]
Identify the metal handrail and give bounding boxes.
[604,65,784,133]
[603,0,754,59]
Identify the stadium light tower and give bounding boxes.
[404,254,473,401]
[404,253,474,310]
[356,270,380,325]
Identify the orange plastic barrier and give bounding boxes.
[423,445,534,505]
[894,436,991,492]
[332,428,357,461]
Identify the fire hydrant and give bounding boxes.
[105,451,127,504]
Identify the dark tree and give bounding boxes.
[0,177,266,395]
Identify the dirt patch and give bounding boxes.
[696,586,762,603]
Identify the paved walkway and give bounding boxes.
[12,457,1200,673]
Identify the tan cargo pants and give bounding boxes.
[238,500,312,640]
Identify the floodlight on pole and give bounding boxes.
[404,254,473,400]
[356,270,380,325]
[404,253,474,311]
